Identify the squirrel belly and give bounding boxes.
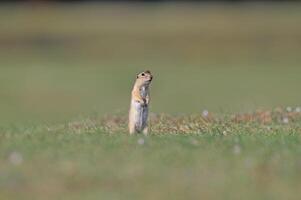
[129,100,148,133]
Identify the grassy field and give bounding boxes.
[1,111,301,200]
[1,3,301,200]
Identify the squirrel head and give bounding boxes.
[135,70,153,86]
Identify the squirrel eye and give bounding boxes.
[141,73,145,76]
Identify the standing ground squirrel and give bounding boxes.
[129,70,153,135]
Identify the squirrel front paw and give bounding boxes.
[136,99,147,106]
[142,98,147,105]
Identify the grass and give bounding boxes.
[1,2,301,199]
[1,109,301,200]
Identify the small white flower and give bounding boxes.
[244,158,254,169]
[295,107,301,113]
[286,107,292,112]
[137,138,145,145]
[8,151,23,165]
[222,131,227,136]
[283,117,289,124]
[202,110,209,117]
[190,138,198,146]
[233,145,241,155]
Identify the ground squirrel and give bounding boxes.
[128,70,153,135]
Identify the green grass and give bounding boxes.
[1,110,301,200]
[1,3,301,199]
[1,119,301,200]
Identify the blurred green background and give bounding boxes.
[1,3,301,200]
[1,3,301,124]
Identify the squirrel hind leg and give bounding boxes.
[129,124,143,134]
[129,124,136,135]
[142,126,148,136]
